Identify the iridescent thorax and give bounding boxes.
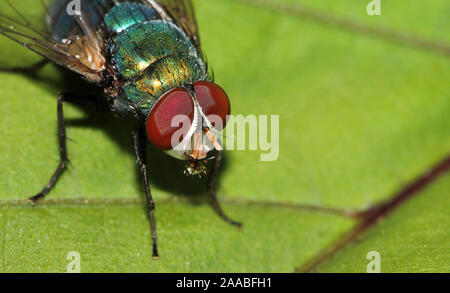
[49,1,208,118]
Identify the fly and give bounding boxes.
[0,0,241,258]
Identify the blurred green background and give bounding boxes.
[0,0,448,272]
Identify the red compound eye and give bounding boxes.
[194,81,230,130]
[146,88,194,150]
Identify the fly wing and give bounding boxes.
[0,0,201,82]
[152,0,201,50]
[0,1,105,83]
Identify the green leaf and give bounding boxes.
[0,0,449,272]
[319,173,450,273]
[0,203,352,272]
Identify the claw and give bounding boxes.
[28,194,43,205]
[27,198,37,205]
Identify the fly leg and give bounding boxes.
[0,59,49,74]
[208,152,242,228]
[29,93,69,204]
[133,126,159,259]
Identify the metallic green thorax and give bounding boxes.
[105,3,208,117]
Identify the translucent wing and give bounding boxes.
[152,0,201,49]
[0,1,105,83]
[0,0,201,82]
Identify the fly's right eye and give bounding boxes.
[146,88,194,150]
[194,81,230,131]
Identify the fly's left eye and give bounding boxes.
[194,81,230,130]
[146,88,194,150]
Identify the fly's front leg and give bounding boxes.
[29,93,69,204]
[208,152,242,228]
[133,127,159,259]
